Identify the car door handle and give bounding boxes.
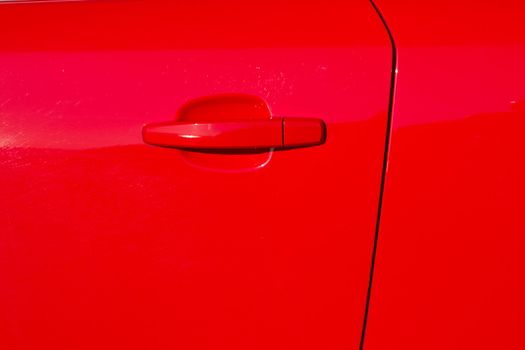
[142,118,326,151]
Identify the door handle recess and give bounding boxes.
[142,117,326,151]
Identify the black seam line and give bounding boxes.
[359,1,398,350]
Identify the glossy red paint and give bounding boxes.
[0,1,393,350]
[282,118,327,149]
[143,119,285,150]
[365,1,525,349]
[142,94,326,151]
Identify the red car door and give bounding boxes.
[0,1,393,349]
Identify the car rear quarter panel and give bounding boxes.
[366,1,525,349]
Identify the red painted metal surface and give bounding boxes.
[142,94,326,151]
[0,1,392,349]
[365,1,525,349]
[143,119,285,150]
[283,118,327,149]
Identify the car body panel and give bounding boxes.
[365,1,525,349]
[0,1,393,349]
